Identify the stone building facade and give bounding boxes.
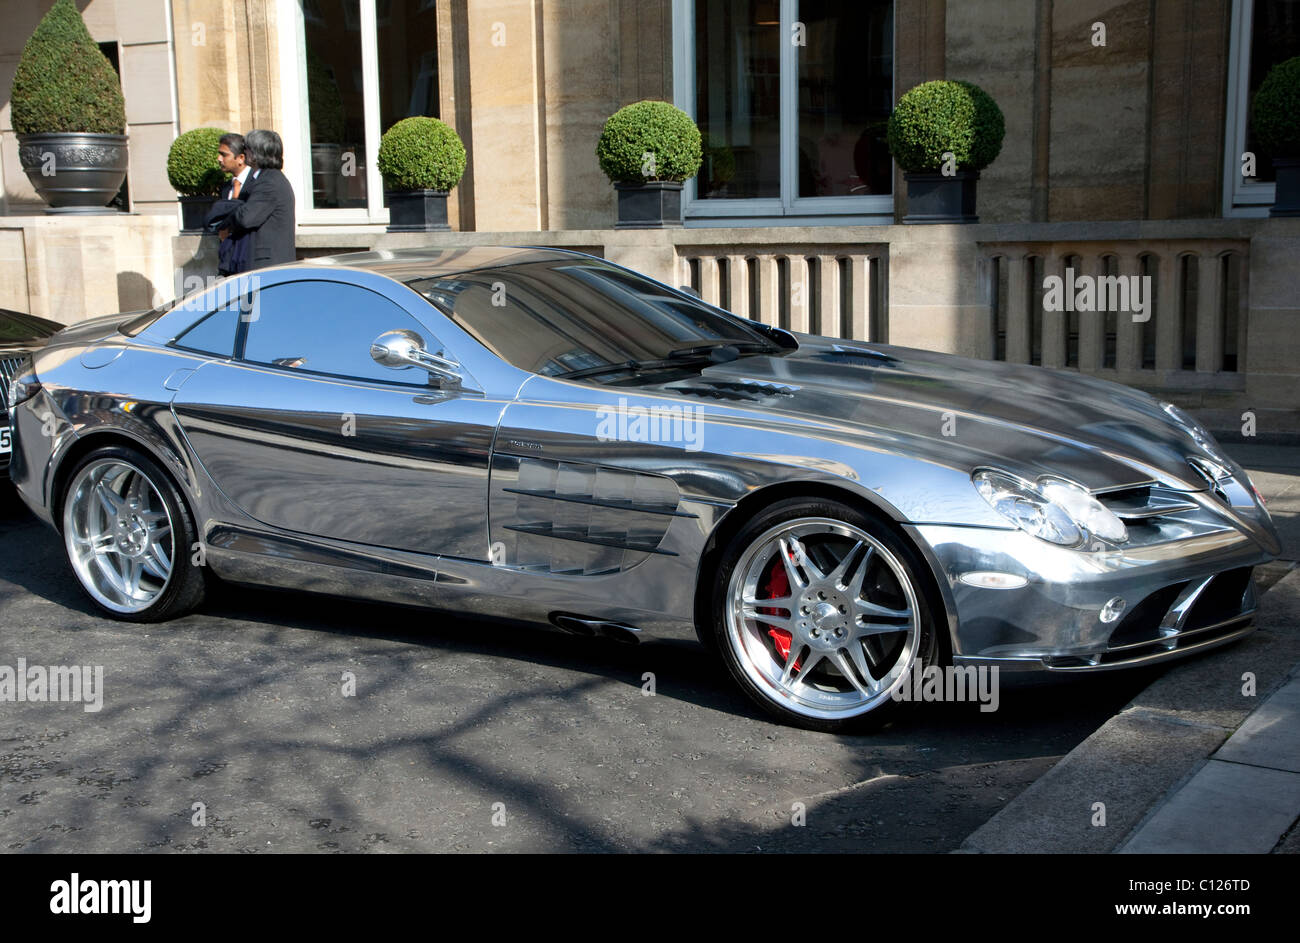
[0,0,1296,434]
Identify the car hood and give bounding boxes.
[656,335,1231,493]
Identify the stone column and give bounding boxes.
[816,254,841,338]
[1195,249,1224,373]
[1004,253,1031,364]
[788,256,811,334]
[725,254,750,319]
[1114,249,1144,374]
[1040,252,1067,368]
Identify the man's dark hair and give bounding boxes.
[244,128,283,170]
[218,132,245,157]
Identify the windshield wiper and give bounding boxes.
[554,340,781,381]
[555,352,721,381]
[667,340,780,359]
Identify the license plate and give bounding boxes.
[0,425,10,455]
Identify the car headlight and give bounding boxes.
[973,469,1128,548]
[6,356,39,409]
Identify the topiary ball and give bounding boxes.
[10,0,126,135]
[886,80,1005,174]
[167,127,229,197]
[377,117,467,192]
[597,100,702,184]
[1252,56,1300,159]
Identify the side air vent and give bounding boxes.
[668,378,799,401]
[1095,484,1199,520]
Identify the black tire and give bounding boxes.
[708,496,942,733]
[60,445,206,622]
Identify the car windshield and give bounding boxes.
[406,259,783,380]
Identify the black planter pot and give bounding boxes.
[386,189,450,232]
[179,195,218,234]
[17,132,128,213]
[614,180,683,229]
[1270,158,1300,217]
[902,170,979,224]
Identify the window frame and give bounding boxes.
[278,0,388,225]
[671,0,895,227]
[1224,0,1278,217]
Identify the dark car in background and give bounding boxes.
[1,309,62,479]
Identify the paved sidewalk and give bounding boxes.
[961,444,1300,854]
[1118,670,1300,853]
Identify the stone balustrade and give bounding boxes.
[0,213,1294,436]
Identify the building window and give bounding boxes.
[1224,0,1300,216]
[676,0,893,226]
[288,0,440,220]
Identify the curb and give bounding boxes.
[958,566,1300,853]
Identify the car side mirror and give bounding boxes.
[370,329,461,387]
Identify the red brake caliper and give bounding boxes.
[761,555,800,671]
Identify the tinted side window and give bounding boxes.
[173,304,242,357]
[242,281,438,384]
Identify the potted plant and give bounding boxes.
[377,117,467,232]
[702,133,736,197]
[10,0,128,213]
[597,100,702,228]
[1251,55,1300,217]
[167,128,230,233]
[307,49,346,208]
[887,80,1005,224]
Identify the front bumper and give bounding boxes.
[914,521,1275,672]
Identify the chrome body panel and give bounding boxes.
[171,360,503,559]
[9,248,1280,671]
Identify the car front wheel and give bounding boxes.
[710,497,941,732]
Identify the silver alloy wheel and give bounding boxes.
[725,517,921,721]
[63,458,176,615]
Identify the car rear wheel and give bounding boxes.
[61,446,205,621]
[710,497,940,732]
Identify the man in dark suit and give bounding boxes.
[227,129,296,270]
[207,133,255,276]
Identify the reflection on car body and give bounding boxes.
[7,248,1279,730]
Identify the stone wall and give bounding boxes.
[0,214,179,321]
[945,0,1233,223]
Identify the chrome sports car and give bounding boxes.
[7,248,1280,730]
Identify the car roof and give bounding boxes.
[293,246,592,283]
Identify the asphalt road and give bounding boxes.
[1,442,1292,853]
